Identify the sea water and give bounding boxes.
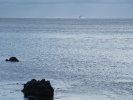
[0,18,133,100]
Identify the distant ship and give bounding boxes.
[79,16,82,19]
[78,16,85,19]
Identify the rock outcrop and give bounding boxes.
[5,57,19,62]
[22,79,54,100]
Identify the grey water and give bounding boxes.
[0,18,133,100]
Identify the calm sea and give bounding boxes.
[0,18,133,100]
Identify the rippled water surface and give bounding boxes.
[0,18,133,100]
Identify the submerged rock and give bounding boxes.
[22,79,54,100]
[5,57,19,62]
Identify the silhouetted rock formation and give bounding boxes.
[22,79,54,100]
[5,57,19,62]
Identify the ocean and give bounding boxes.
[0,18,133,100]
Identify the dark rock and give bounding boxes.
[22,79,54,100]
[5,57,19,62]
[5,59,9,61]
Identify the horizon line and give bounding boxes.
[0,17,133,19]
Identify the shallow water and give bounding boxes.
[0,18,133,100]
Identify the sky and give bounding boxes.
[0,0,133,18]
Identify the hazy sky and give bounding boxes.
[0,0,133,18]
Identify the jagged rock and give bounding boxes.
[22,79,54,100]
[5,57,19,62]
